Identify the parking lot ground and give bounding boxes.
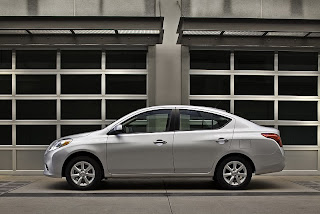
[1,175,320,214]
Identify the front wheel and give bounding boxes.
[215,156,252,190]
[65,156,102,190]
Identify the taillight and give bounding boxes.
[262,133,283,147]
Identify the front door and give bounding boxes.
[173,109,235,173]
[107,109,174,174]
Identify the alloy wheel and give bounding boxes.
[70,161,96,187]
[222,161,247,186]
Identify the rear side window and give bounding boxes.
[179,110,231,131]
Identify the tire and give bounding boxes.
[215,156,252,190]
[65,156,102,190]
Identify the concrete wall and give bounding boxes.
[0,0,319,106]
[182,0,320,19]
[0,0,155,16]
[155,0,182,105]
[1,0,320,19]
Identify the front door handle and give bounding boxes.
[216,138,229,144]
[153,139,167,146]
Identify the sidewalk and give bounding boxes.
[1,175,320,195]
[1,175,320,214]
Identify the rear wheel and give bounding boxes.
[215,156,252,190]
[65,156,102,190]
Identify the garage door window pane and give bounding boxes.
[190,100,230,112]
[279,101,317,121]
[61,100,101,120]
[106,100,146,119]
[0,50,12,69]
[279,126,317,145]
[61,50,101,69]
[279,51,318,71]
[61,125,101,137]
[17,100,56,120]
[16,50,56,69]
[0,75,12,94]
[106,75,146,94]
[16,125,56,145]
[61,75,101,94]
[0,126,12,145]
[234,51,274,70]
[190,50,230,70]
[190,75,230,95]
[0,100,12,120]
[16,75,56,94]
[235,101,274,120]
[106,51,146,69]
[278,76,317,96]
[235,75,274,95]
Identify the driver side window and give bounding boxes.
[121,109,172,134]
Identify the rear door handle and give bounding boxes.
[216,138,229,144]
[153,139,167,146]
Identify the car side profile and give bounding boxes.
[44,105,285,190]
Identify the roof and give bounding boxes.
[177,17,320,50]
[0,16,164,47]
[137,105,228,115]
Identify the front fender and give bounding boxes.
[46,135,108,177]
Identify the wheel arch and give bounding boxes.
[213,153,256,177]
[61,151,105,178]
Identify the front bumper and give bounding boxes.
[43,149,66,178]
[44,164,56,177]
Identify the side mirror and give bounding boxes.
[114,125,123,132]
[108,125,123,135]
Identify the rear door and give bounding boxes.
[173,109,235,173]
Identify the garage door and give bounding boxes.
[188,50,319,171]
[0,49,148,171]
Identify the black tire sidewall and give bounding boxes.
[65,156,102,190]
[215,156,252,190]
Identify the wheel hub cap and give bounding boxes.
[70,161,95,187]
[222,161,247,186]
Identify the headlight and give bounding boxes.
[47,139,72,152]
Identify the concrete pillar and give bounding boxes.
[155,0,181,105]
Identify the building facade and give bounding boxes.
[0,0,319,175]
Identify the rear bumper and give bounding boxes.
[255,159,285,175]
[253,148,285,175]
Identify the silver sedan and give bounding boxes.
[44,105,285,190]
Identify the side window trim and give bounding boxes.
[174,108,180,131]
[167,109,176,132]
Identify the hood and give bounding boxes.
[60,131,94,139]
